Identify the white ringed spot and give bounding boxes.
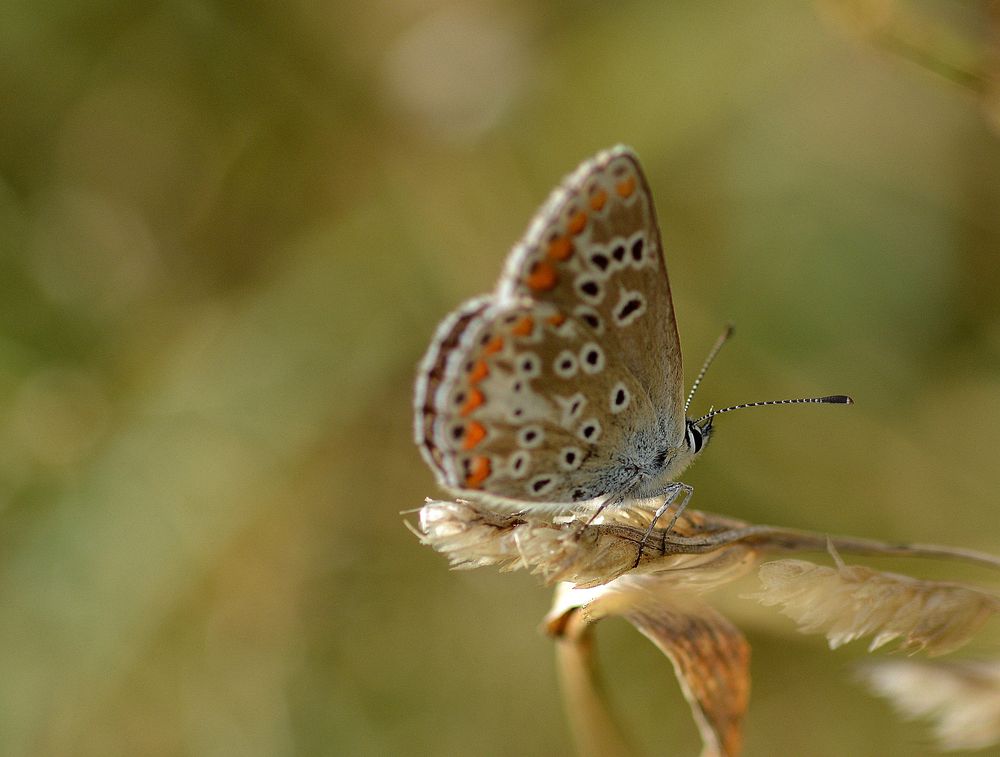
[528,474,559,497]
[574,274,604,305]
[628,234,647,267]
[586,247,612,274]
[579,342,605,374]
[518,424,545,449]
[613,289,646,328]
[578,418,602,443]
[574,305,604,335]
[553,350,578,379]
[508,450,531,479]
[608,241,629,271]
[558,446,584,472]
[610,382,630,414]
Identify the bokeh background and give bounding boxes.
[2,1,999,755]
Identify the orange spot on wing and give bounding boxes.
[589,189,607,211]
[460,387,485,416]
[465,456,491,488]
[511,315,534,336]
[547,236,573,261]
[567,210,587,235]
[616,176,636,198]
[462,421,486,450]
[483,335,504,355]
[547,312,566,327]
[525,261,557,291]
[468,359,489,384]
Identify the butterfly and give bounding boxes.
[414,146,850,530]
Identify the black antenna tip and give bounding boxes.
[822,395,853,405]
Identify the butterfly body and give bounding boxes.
[414,146,709,512]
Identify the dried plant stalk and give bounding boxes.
[547,578,750,757]
[549,608,634,757]
[417,499,760,754]
[415,498,760,588]
[413,498,1000,755]
[415,498,1000,588]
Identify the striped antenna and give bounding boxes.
[685,323,735,413]
[694,395,853,425]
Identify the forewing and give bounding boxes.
[497,146,685,441]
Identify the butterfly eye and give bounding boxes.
[686,423,704,453]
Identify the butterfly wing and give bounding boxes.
[414,146,687,507]
[415,297,659,506]
[497,146,684,430]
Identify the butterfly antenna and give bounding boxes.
[694,395,853,425]
[685,323,735,413]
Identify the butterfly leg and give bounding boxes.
[568,490,630,548]
[579,490,627,528]
[633,482,693,567]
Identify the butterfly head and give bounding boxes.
[650,416,712,488]
[661,416,710,480]
[685,416,711,456]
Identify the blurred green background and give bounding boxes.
[2,1,999,755]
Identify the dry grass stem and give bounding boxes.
[414,498,1000,754]
[547,578,751,757]
[548,608,635,757]
[415,498,1000,587]
[415,498,760,588]
[859,660,1000,751]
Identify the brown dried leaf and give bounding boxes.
[749,549,1000,656]
[859,659,1000,751]
[547,576,751,757]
